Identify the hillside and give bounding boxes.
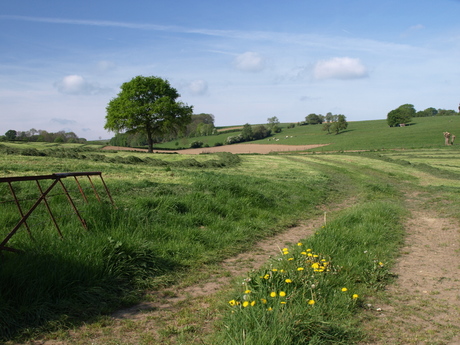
[154,116,460,152]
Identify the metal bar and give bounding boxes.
[57,179,88,230]
[36,180,63,238]
[87,175,101,202]
[7,181,33,239]
[99,174,116,207]
[74,176,89,203]
[0,179,59,252]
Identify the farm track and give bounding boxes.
[25,191,460,345]
[360,192,460,345]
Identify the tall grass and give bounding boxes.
[0,151,333,341]
[213,200,405,345]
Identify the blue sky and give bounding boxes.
[1,0,459,140]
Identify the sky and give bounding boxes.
[1,0,460,140]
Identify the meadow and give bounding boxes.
[1,116,460,344]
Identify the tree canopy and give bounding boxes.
[105,76,193,152]
[322,114,348,134]
[387,104,415,127]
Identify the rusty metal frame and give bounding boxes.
[0,172,115,254]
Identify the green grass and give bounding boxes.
[213,200,405,345]
[155,116,460,151]
[0,150,335,341]
[2,115,460,343]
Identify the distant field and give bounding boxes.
[155,116,460,151]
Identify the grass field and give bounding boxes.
[1,116,460,344]
[155,116,460,151]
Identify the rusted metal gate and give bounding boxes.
[0,172,115,254]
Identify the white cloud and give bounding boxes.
[233,52,265,72]
[54,75,110,95]
[51,118,77,125]
[188,79,208,96]
[313,57,368,80]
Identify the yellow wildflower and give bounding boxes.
[297,267,304,271]
[279,291,286,297]
[270,292,277,298]
[245,289,251,294]
[308,300,315,305]
[297,242,302,246]
[285,279,292,283]
[229,300,236,306]
[353,294,359,299]
[268,307,273,311]
[251,300,256,306]
[260,298,267,304]
[264,274,270,279]
[243,301,249,307]
[341,287,348,292]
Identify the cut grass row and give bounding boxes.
[0,150,334,341]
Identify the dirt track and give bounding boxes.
[103,143,329,155]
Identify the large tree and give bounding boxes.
[105,76,193,152]
[387,104,415,127]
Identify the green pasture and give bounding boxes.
[155,116,460,151]
[2,119,460,344]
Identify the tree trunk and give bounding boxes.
[147,131,154,153]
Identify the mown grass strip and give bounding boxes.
[213,200,405,345]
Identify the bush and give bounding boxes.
[190,141,204,148]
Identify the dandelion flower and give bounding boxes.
[251,300,256,306]
[285,279,292,283]
[341,287,348,292]
[308,300,315,305]
[311,263,320,269]
[288,257,294,261]
[264,274,270,279]
[229,300,236,306]
[307,249,312,252]
[280,269,285,273]
[260,298,267,304]
[279,291,286,297]
[282,248,288,252]
[301,251,307,255]
[270,292,277,298]
[297,242,302,246]
[307,253,313,257]
[268,307,273,311]
[297,267,304,271]
[353,294,359,299]
[243,301,249,307]
[245,289,251,294]
[272,269,278,272]
[280,301,286,304]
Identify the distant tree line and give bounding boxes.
[1,129,87,143]
[387,104,459,127]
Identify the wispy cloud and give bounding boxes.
[54,75,111,95]
[233,52,266,72]
[313,57,368,80]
